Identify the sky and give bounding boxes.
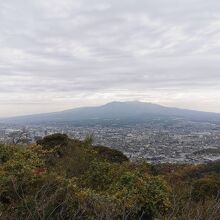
[1,0,220,117]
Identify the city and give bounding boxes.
[1,119,220,164]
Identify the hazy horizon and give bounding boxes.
[1,100,220,119]
[1,0,220,117]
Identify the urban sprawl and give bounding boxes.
[1,120,220,164]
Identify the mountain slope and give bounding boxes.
[2,101,220,124]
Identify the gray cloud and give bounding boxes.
[1,0,220,116]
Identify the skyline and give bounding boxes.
[1,0,220,117]
[1,100,220,119]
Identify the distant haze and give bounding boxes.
[1,0,220,117]
[2,101,220,124]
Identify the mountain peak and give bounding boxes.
[103,100,150,106]
[2,101,220,124]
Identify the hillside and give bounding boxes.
[2,101,220,124]
[1,133,220,219]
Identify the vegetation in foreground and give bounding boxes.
[1,133,220,220]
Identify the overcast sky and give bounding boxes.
[1,0,220,117]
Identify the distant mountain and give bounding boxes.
[2,101,220,124]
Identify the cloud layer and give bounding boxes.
[1,0,220,116]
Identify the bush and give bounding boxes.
[0,135,171,220]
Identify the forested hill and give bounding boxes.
[1,134,220,219]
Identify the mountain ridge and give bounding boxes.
[1,101,220,124]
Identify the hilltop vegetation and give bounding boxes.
[1,134,220,219]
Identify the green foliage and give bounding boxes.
[192,175,220,201]
[36,133,68,149]
[2,134,220,219]
[83,160,113,191]
[83,134,94,147]
[110,171,171,219]
[93,145,129,163]
[36,134,98,177]
[0,144,14,164]
[0,144,47,219]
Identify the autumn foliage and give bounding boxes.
[1,134,220,219]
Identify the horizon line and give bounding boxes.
[1,100,220,119]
